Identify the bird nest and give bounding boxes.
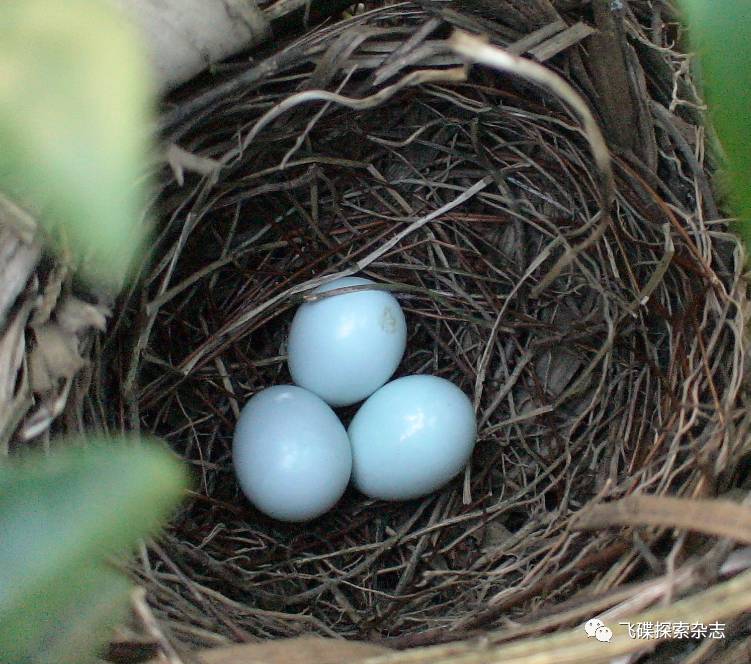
[83,0,749,657]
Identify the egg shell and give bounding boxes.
[233,385,352,522]
[348,375,477,501]
[287,277,407,407]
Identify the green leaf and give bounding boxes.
[680,0,751,245]
[7,564,132,664]
[0,0,155,286]
[0,440,187,663]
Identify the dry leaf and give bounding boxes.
[55,295,110,335]
[20,379,74,441]
[24,286,110,437]
[28,323,84,393]
[0,297,34,452]
[30,263,68,327]
[534,347,582,398]
[146,636,392,664]
[481,521,513,550]
[0,297,32,403]
[0,223,41,330]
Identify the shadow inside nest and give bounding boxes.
[106,1,747,649]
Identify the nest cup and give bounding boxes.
[98,2,749,654]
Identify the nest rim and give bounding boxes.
[82,1,751,654]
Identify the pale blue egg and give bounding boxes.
[233,385,352,521]
[348,375,477,501]
[287,277,407,407]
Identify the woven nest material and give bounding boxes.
[46,0,750,656]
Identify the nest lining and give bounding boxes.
[95,1,749,650]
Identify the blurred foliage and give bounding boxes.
[680,0,751,245]
[0,0,155,286]
[0,1,185,663]
[0,442,187,664]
